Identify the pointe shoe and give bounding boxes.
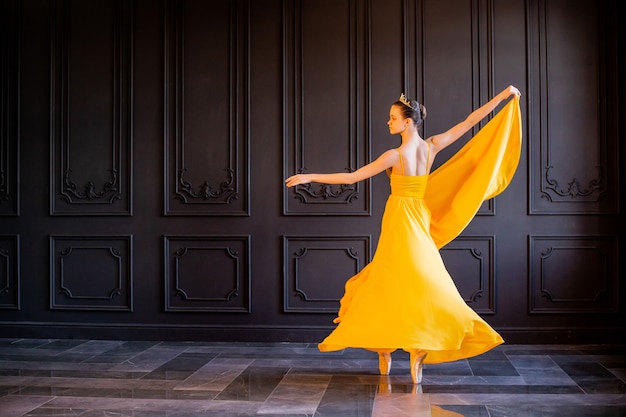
[409,351,427,384]
[378,352,392,375]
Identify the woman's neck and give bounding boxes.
[400,128,421,145]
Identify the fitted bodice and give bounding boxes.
[390,174,428,198]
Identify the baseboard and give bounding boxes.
[0,321,334,343]
[497,326,626,345]
[0,321,625,344]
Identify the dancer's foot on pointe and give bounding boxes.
[409,351,427,384]
[378,352,392,375]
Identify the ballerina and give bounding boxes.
[286,86,521,384]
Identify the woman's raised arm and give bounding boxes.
[429,85,520,152]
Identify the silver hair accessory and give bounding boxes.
[399,93,417,110]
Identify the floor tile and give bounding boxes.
[0,339,625,416]
[214,366,289,401]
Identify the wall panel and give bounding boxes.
[529,235,618,313]
[0,235,20,310]
[283,0,371,215]
[50,0,133,216]
[0,0,20,216]
[283,235,371,313]
[527,0,618,214]
[164,235,251,312]
[422,0,496,215]
[50,235,133,311]
[440,236,495,314]
[164,0,249,216]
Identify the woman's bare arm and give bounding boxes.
[285,149,398,187]
[428,85,520,153]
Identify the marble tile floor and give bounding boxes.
[0,339,624,417]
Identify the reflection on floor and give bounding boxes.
[0,339,624,416]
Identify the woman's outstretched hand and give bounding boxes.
[506,85,521,98]
[285,174,311,187]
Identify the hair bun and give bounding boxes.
[419,104,427,120]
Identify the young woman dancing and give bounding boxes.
[285,85,521,384]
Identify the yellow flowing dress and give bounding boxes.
[318,97,522,364]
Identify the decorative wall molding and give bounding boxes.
[164,235,251,312]
[400,0,423,101]
[527,0,618,214]
[471,0,495,216]
[440,235,495,314]
[0,235,20,310]
[0,0,20,216]
[1,0,622,345]
[283,235,371,313]
[529,235,618,313]
[404,0,495,132]
[50,0,133,216]
[164,0,250,216]
[420,0,496,215]
[50,235,133,311]
[283,0,371,215]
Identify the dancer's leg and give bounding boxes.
[409,351,427,384]
[378,352,392,375]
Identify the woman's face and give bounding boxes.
[387,105,407,135]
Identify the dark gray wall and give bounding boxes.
[0,0,624,344]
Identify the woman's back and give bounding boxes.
[391,141,432,176]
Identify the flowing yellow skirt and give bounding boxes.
[318,97,522,364]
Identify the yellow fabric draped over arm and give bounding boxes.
[425,96,522,249]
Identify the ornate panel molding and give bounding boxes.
[0,0,20,216]
[283,0,371,215]
[400,0,423,101]
[0,235,20,310]
[50,0,133,216]
[529,235,618,313]
[440,235,495,314]
[421,0,496,215]
[527,0,618,214]
[164,0,250,216]
[472,0,495,216]
[283,235,371,313]
[164,235,250,312]
[50,235,133,311]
